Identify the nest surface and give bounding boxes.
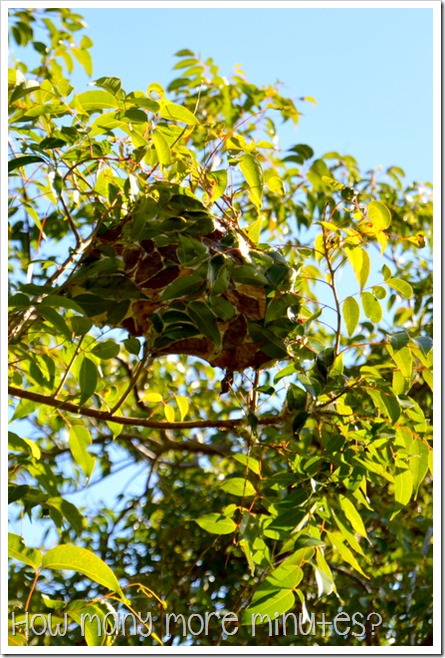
[66,185,300,371]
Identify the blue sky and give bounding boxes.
[76,5,434,184]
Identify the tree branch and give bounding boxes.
[8,386,281,431]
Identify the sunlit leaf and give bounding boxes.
[160,100,199,125]
[195,513,237,535]
[367,200,391,230]
[8,533,42,570]
[345,245,370,290]
[42,545,124,597]
[175,395,189,421]
[387,278,413,299]
[343,296,360,336]
[74,90,117,112]
[220,478,256,497]
[361,291,382,323]
[69,425,96,478]
[239,153,263,209]
[152,128,172,165]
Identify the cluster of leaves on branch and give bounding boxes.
[8,8,433,647]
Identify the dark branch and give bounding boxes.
[8,386,281,432]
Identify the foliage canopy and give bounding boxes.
[8,8,433,648]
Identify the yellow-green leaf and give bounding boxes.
[361,291,382,323]
[195,513,237,535]
[343,296,360,336]
[243,216,263,244]
[42,545,124,597]
[345,245,370,290]
[390,345,413,379]
[243,589,295,624]
[409,439,430,499]
[327,531,369,578]
[69,425,96,478]
[220,477,256,497]
[142,391,163,403]
[164,404,175,422]
[152,128,172,165]
[367,200,391,230]
[387,278,413,299]
[233,453,261,475]
[160,100,199,125]
[393,469,413,509]
[8,533,43,570]
[339,495,368,539]
[175,395,189,421]
[74,90,117,112]
[239,153,263,209]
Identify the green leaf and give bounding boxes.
[242,589,295,624]
[412,335,433,355]
[187,300,221,345]
[195,513,237,535]
[91,340,120,360]
[381,263,392,281]
[42,545,124,597]
[8,155,45,172]
[207,170,228,202]
[69,425,96,478]
[74,90,117,112]
[343,296,360,336]
[387,278,413,299]
[239,539,256,577]
[160,100,199,125]
[93,76,122,94]
[164,404,175,422]
[389,345,413,379]
[360,291,382,323]
[233,454,261,475]
[123,337,141,355]
[9,432,41,459]
[314,566,335,599]
[367,388,400,423]
[345,246,370,290]
[160,273,205,301]
[142,391,163,403]
[220,477,256,497]
[243,216,263,244]
[338,495,368,539]
[409,439,430,499]
[208,296,236,321]
[45,497,85,534]
[372,285,386,299]
[327,531,369,578]
[267,564,303,590]
[67,602,110,646]
[367,200,391,230]
[78,357,98,405]
[314,551,336,598]
[390,332,410,350]
[8,533,43,570]
[152,128,172,165]
[175,395,189,421]
[393,468,413,511]
[174,49,195,57]
[239,153,263,209]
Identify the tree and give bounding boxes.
[8,8,433,648]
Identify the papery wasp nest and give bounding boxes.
[64,183,301,371]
